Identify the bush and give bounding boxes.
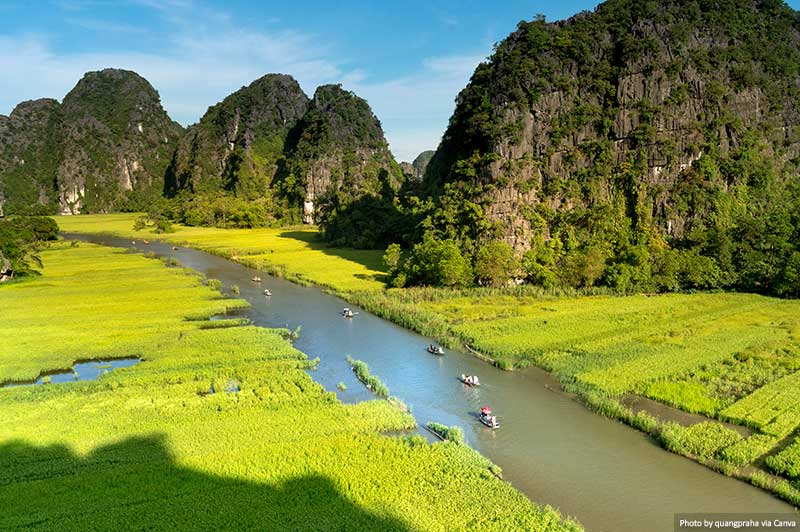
[680,422,742,459]
[720,434,777,466]
[427,422,465,444]
[347,356,390,398]
[657,422,687,454]
[766,437,800,478]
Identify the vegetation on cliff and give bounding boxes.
[0,69,183,215]
[366,0,800,296]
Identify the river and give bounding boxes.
[70,234,796,532]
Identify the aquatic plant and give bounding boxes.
[426,422,465,444]
[346,356,389,398]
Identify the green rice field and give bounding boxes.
[56,215,800,506]
[0,243,578,531]
[55,213,386,292]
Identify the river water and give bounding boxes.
[70,234,796,531]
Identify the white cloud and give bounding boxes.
[348,53,485,161]
[0,1,487,162]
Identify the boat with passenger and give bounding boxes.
[479,406,499,429]
[342,308,355,318]
[459,374,480,386]
[427,344,445,355]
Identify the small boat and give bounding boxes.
[342,308,355,318]
[251,276,262,282]
[459,375,481,386]
[172,246,179,251]
[479,406,499,429]
[427,344,445,355]
[143,240,150,245]
[264,289,272,296]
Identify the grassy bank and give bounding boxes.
[0,242,579,531]
[55,213,386,292]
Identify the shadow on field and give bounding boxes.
[278,230,388,283]
[0,435,412,531]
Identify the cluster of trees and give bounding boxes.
[0,216,59,282]
[146,192,302,229]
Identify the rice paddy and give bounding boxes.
[0,242,579,531]
[54,215,800,507]
[55,213,386,292]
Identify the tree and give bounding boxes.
[403,233,473,287]
[474,240,515,287]
[0,216,58,283]
[383,243,402,274]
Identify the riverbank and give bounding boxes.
[55,214,800,509]
[0,242,580,531]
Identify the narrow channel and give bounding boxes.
[68,234,796,532]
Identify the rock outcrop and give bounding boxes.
[425,0,800,254]
[165,74,309,198]
[0,69,182,214]
[285,84,403,223]
[57,69,183,213]
[0,99,62,213]
[400,150,435,179]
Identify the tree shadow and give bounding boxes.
[0,435,413,531]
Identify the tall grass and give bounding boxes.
[346,355,389,398]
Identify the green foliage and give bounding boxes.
[394,233,474,288]
[766,437,800,478]
[382,243,402,275]
[474,240,516,287]
[346,356,390,398]
[426,422,465,444]
[0,216,59,281]
[720,434,778,466]
[679,422,742,459]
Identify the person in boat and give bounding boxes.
[465,375,473,384]
[473,376,480,386]
[461,373,466,382]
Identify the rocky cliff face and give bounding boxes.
[400,150,435,179]
[0,69,182,215]
[0,99,62,214]
[57,69,183,213]
[412,150,435,178]
[286,84,403,223]
[165,74,309,198]
[425,0,800,254]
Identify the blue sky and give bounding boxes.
[1,1,799,161]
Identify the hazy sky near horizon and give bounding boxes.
[2,1,800,161]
